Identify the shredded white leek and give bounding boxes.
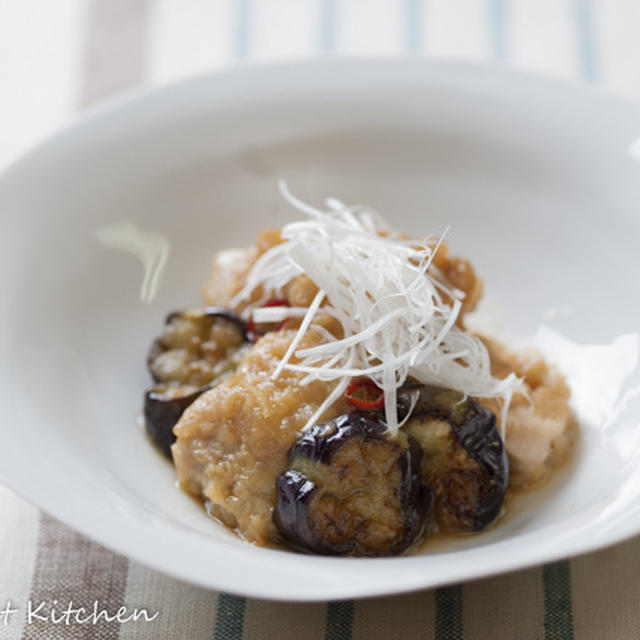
[231,182,521,436]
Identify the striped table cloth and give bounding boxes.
[2,1,639,638]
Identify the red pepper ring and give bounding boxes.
[247,298,290,343]
[345,378,385,411]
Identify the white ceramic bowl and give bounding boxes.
[1,60,639,601]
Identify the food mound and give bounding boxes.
[143,186,574,556]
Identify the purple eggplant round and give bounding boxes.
[144,383,208,458]
[147,307,248,386]
[273,411,430,557]
[398,385,508,533]
[144,307,249,458]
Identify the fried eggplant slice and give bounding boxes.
[399,385,507,533]
[144,384,207,458]
[147,307,247,386]
[144,307,249,457]
[274,411,430,556]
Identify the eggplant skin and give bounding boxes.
[144,306,249,458]
[287,410,386,465]
[399,385,508,532]
[273,411,430,557]
[274,470,320,553]
[147,306,248,385]
[144,384,207,458]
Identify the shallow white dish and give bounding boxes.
[1,60,640,601]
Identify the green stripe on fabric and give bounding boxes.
[214,594,246,640]
[543,561,575,640]
[435,585,463,640]
[574,0,597,82]
[488,0,507,61]
[404,0,423,54]
[319,0,337,53]
[325,600,354,640]
[233,0,252,60]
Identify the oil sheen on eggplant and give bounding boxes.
[144,384,205,458]
[398,384,508,533]
[274,385,507,555]
[144,307,248,457]
[273,411,430,557]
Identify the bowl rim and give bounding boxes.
[1,58,640,601]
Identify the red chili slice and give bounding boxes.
[247,298,290,343]
[345,378,385,410]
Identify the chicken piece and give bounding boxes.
[203,229,482,323]
[172,319,349,545]
[430,244,483,322]
[481,337,574,488]
[202,229,281,310]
